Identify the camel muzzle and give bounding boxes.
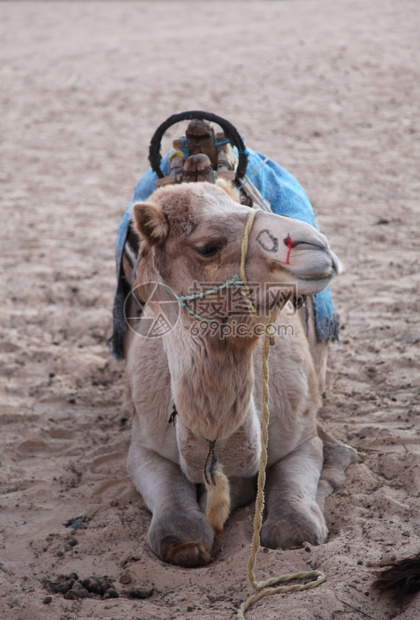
[251,211,342,288]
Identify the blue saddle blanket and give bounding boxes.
[113,148,339,357]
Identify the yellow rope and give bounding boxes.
[237,209,326,619]
[239,209,260,324]
[168,149,186,163]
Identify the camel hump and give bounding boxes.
[182,153,215,184]
[185,119,217,164]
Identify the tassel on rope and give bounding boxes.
[204,440,231,537]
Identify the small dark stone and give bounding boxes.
[68,538,78,547]
[305,546,311,552]
[50,579,74,594]
[102,588,119,599]
[70,582,89,599]
[64,590,77,600]
[68,398,76,404]
[128,586,154,599]
[81,577,102,595]
[43,596,52,605]
[187,605,194,612]
[63,516,85,529]
[99,581,114,596]
[56,550,64,557]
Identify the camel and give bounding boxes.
[122,179,357,567]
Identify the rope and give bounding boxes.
[237,208,326,619]
[204,439,218,485]
[163,274,246,323]
[237,570,327,618]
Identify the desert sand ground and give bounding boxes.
[1,1,419,619]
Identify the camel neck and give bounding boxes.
[164,322,257,440]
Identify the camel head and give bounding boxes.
[131,180,341,331]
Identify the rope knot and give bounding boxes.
[206,458,219,481]
[204,439,218,485]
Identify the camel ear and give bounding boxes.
[132,201,169,245]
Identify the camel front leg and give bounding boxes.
[261,436,328,549]
[127,442,214,567]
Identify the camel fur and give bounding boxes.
[123,180,357,567]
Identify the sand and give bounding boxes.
[1,1,419,618]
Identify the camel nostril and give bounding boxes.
[283,237,327,252]
[283,236,295,265]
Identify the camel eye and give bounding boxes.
[196,244,223,258]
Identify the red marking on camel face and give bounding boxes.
[284,235,295,265]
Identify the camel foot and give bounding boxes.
[316,443,359,511]
[148,511,214,567]
[162,537,211,567]
[260,504,328,550]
